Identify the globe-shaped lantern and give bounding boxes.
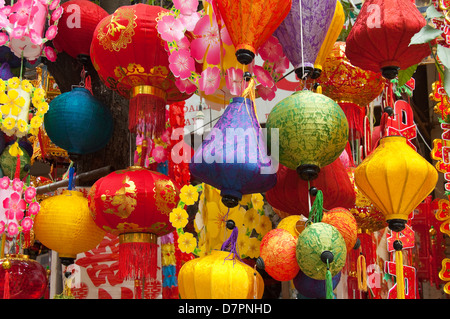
[322,207,358,252]
[44,87,113,155]
[90,4,193,138]
[266,90,348,181]
[88,167,179,280]
[293,269,341,299]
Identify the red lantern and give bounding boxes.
[52,0,108,61]
[266,157,355,217]
[345,0,430,79]
[90,4,192,137]
[87,166,180,281]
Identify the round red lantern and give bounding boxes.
[87,166,180,280]
[345,0,430,79]
[266,157,355,217]
[322,207,358,252]
[52,0,109,61]
[90,4,193,138]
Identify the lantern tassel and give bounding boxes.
[325,261,334,299]
[395,249,405,299]
[3,269,9,299]
[221,226,242,262]
[308,190,323,224]
[357,253,367,292]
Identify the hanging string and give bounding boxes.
[298,0,305,84]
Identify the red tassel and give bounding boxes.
[3,270,9,299]
[14,155,20,179]
[134,279,142,299]
[119,241,158,281]
[339,102,365,136]
[128,93,166,138]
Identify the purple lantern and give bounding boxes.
[190,97,277,208]
[294,269,341,299]
[273,0,336,79]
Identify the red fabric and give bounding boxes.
[345,0,430,74]
[53,0,108,59]
[119,242,158,280]
[266,157,356,217]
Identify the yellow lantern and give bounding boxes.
[34,190,105,265]
[178,250,264,299]
[354,136,438,232]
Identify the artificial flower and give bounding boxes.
[9,141,23,156]
[0,176,8,189]
[256,84,277,101]
[157,15,185,43]
[180,184,199,205]
[251,193,265,211]
[0,10,8,29]
[16,119,27,133]
[2,117,16,131]
[28,201,40,215]
[198,66,220,95]
[7,77,20,89]
[191,15,221,65]
[255,214,272,237]
[236,231,249,257]
[43,46,57,62]
[45,25,58,41]
[10,0,38,26]
[7,222,18,236]
[177,232,197,253]
[0,32,8,46]
[0,79,5,92]
[243,208,260,230]
[173,0,198,16]
[33,87,46,100]
[11,26,26,39]
[175,78,197,95]
[0,89,25,116]
[29,29,43,46]
[4,192,26,220]
[258,36,284,63]
[177,11,201,32]
[0,221,4,234]
[36,101,49,115]
[21,217,33,232]
[12,178,23,192]
[168,48,195,80]
[225,67,245,96]
[51,6,63,21]
[49,0,60,11]
[30,115,43,128]
[151,145,167,163]
[245,237,261,258]
[194,211,204,233]
[253,65,274,89]
[169,207,189,229]
[24,186,36,203]
[273,55,289,74]
[21,79,33,93]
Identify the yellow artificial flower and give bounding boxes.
[21,80,33,93]
[251,193,264,210]
[29,127,39,136]
[7,77,20,89]
[177,232,197,254]
[245,237,261,258]
[33,88,46,100]
[30,116,43,129]
[179,184,199,205]
[36,101,49,115]
[169,207,188,229]
[16,119,27,133]
[243,208,259,230]
[2,116,15,131]
[255,215,272,237]
[236,231,249,257]
[8,141,23,157]
[0,90,25,116]
[0,79,5,91]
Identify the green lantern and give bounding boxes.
[266,90,348,180]
[0,145,30,179]
[296,222,346,281]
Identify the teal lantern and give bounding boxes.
[44,87,113,155]
[266,90,348,181]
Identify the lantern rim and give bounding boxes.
[119,233,157,244]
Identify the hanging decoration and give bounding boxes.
[276,215,307,238]
[266,90,348,181]
[0,144,30,180]
[273,0,336,79]
[345,0,430,79]
[0,0,63,62]
[90,4,193,139]
[190,96,276,208]
[293,269,341,299]
[321,207,358,252]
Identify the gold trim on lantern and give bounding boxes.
[131,85,167,100]
[119,233,157,244]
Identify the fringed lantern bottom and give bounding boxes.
[128,85,167,138]
[119,233,158,281]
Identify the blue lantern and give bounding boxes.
[293,269,341,299]
[190,97,277,208]
[44,87,113,155]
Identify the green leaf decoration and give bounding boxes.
[409,25,442,45]
[397,64,418,87]
[438,45,450,69]
[443,67,450,97]
[426,5,444,20]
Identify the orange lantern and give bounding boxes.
[322,207,358,252]
[215,0,292,65]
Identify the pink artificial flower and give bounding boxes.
[0,221,4,234]
[258,36,284,63]
[44,46,57,62]
[173,0,198,16]
[4,192,26,220]
[225,67,244,96]
[21,216,33,231]
[273,55,289,74]
[253,65,274,88]
[191,15,221,65]
[199,66,220,95]
[11,26,26,39]
[45,25,58,40]
[175,78,197,95]
[12,178,23,192]
[29,29,43,45]
[51,6,63,22]
[0,32,8,46]
[176,36,191,51]
[157,15,185,43]
[10,0,38,26]
[152,145,167,163]
[7,222,18,236]
[0,6,11,16]
[177,11,201,32]
[169,49,195,80]
[0,11,8,28]
[28,201,40,215]
[160,129,171,144]
[257,84,277,101]
[49,0,60,11]
[0,176,9,190]
[24,186,36,203]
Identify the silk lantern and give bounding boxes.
[34,190,106,266]
[88,166,179,280]
[190,97,276,208]
[52,0,109,61]
[257,228,300,281]
[276,215,308,238]
[178,250,264,299]
[266,158,355,217]
[322,207,358,252]
[345,0,430,79]
[273,0,336,79]
[294,269,341,299]
[90,4,192,138]
[312,0,344,79]
[354,136,438,233]
[44,87,113,155]
[266,90,348,181]
[215,0,292,65]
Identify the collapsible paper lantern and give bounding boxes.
[296,222,346,280]
[294,269,341,299]
[322,207,358,252]
[276,215,308,238]
[90,4,192,138]
[216,0,292,65]
[34,190,105,265]
[266,158,355,217]
[0,254,47,299]
[44,87,113,155]
[266,90,348,181]
[190,97,276,208]
[345,0,430,79]
[88,166,179,280]
[312,0,344,79]
[52,0,109,61]
[178,250,264,299]
[273,0,336,79]
[354,136,438,232]
[258,228,299,281]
